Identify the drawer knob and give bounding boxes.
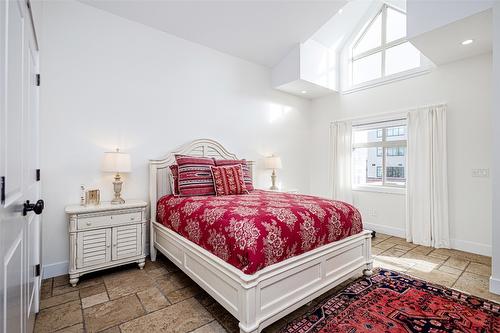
[106,244,110,248]
[86,222,92,226]
[130,217,135,221]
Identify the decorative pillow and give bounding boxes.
[214,159,254,191]
[175,155,216,196]
[169,164,180,196]
[211,165,248,196]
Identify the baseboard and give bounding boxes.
[364,223,491,256]
[449,238,491,257]
[43,261,69,279]
[490,276,500,295]
[363,223,405,238]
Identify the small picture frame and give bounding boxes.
[85,189,100,206]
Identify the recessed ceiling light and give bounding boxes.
[461,39,474,45]
[301,90,307,94]
[338,8,343,14]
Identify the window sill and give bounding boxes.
[352,185,405,195]
[342,65,433,95]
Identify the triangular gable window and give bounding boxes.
[350,4,427,87]
[353,12,382,57]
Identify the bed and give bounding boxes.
[149,139,372,333]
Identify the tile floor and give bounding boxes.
[35,233,499,333]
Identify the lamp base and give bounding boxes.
[269,169,279,191]
[111,174,125,205]
[111,196,125,205]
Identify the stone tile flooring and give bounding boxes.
[35,234,499,332]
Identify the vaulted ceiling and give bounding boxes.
[79,0,346,68]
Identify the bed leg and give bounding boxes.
[240,328,258,333]
[363,262,373,276]
[239,322,259,333]
[150,245,157,262]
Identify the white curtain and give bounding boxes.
[330,121,353,204]
[406,104,450,248]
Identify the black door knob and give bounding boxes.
[23,199,44,216]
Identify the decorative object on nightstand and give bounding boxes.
[102,148,131,204]
[264,155,282,191]
[80,185,86,206]
[85,188,100,205]
[65,200,147,286]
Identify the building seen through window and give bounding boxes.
[352,121,407,187]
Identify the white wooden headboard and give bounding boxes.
[149,138,254,223]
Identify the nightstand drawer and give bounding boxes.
[109,211,142,225]
[77,211,142,230]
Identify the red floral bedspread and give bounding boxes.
[157,190,363,275]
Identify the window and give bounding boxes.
[351,4,425,87]
[352,119,407,188]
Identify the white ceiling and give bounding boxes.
[410,9,492,66]
[79,0,346,68]
[312,0,374,49]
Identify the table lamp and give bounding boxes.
[102,148,131,204]
[264,155,282,191]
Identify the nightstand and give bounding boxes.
[65,200,147,286]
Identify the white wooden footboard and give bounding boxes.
[152,221,372,333]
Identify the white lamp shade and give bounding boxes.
[102,151,131,173]
[264,156,282,169]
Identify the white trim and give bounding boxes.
[343,66,432,94]
[42,261,69,279]
[353,185,405,195]
[450,238,491,257]
[489,276,500,295]
[364,224,492,257]
[363,223,492,257]
[363,223,405,238]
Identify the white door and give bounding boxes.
[0,0,42,332]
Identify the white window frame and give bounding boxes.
[352,118,407,194]
[342,3,433,93]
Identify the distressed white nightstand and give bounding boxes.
[65,200,147,286]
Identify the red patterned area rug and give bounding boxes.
[280,269,499,333]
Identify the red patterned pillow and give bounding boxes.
[211,165,248,196]
[169,165,180,196]
[175,155,216,196]
[214,159,254,191]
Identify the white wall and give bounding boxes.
[39,0,312,277]
[310,54,492,255]
[300,40,332,90]
[271,45,300,88]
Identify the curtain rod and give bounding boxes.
[330,102,447,124]
[352,118,407,128]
